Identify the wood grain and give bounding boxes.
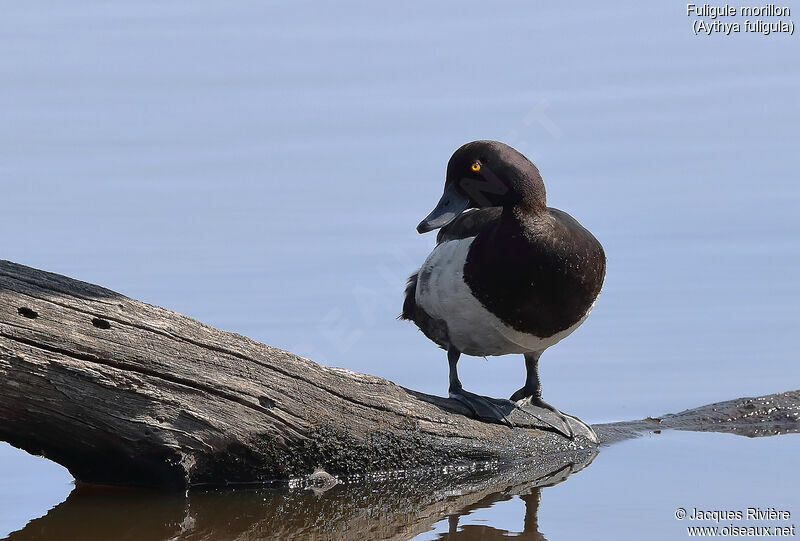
[0,260,595,488]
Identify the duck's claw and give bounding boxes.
[449,388,513,427]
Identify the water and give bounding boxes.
[3,432,798,539]
[1,1,798,538]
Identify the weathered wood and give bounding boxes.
[0,260,596,488]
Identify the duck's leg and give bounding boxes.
[447,346,463,394]
[510,352,577,439]
[447,346,512,427]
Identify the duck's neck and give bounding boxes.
[514,166,547,212]
[504,202,549,236]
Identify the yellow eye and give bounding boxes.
[471,162,481,172]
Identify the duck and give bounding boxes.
[400,140,606,437]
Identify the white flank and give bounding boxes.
[415,237,593,357]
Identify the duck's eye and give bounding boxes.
[471,162,481,172]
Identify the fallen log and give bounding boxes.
[0,260,596,488]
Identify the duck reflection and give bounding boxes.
[5,450,595,541]
[434,489,546,540]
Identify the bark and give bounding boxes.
[0,260,596,488]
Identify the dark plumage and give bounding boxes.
[464,207,605,337]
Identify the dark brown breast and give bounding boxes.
[463,207,606,338]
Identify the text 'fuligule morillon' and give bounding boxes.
[687,4,791,18]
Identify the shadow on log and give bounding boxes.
[0,261,595,488]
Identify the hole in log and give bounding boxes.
[92,317,111,329]
[18,307,39,319]
[259,396,276,409]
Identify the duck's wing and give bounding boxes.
[399,270,449,348]
[436,207,503,245]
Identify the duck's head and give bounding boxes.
[417,140,546,234]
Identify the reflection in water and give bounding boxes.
[7,394,797,540]
[433,490,545,540]
[5,450,595,541]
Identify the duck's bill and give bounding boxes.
[416,185,471,234]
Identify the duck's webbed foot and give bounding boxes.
[449,387,513,427]
[446,345,512,426]
[511,393,577,440]
[508,352,578,439]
